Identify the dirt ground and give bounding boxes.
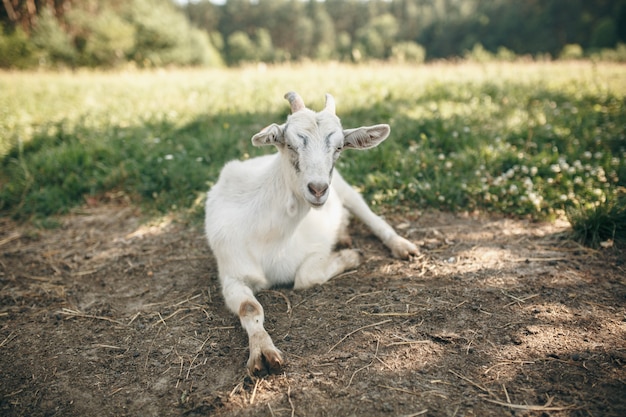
[1,202,624,417]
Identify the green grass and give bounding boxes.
[567,191,626,248]
[1,63,625,237]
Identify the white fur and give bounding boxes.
[205,92,418,374]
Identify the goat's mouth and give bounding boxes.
[305,195,328,208]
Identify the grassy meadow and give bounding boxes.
[1,62,625,243]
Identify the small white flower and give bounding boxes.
[528,192,542,210]
[523,177,534,189]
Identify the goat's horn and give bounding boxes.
[284,91,305,113]
[324,93,336,114]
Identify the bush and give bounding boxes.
[0,26,35,69]
[391,42,426,63]
[559,44,584,60]
[496,46,517,61]
[591,43,626,63]
[464,43,494,62]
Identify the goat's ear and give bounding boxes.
[251,123,285,147]
[343,124,391,150]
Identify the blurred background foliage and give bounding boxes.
[1,0,626,69]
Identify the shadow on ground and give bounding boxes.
[1,205,625,416]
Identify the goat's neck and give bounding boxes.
[266,154,310,221]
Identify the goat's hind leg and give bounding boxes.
[222,278,283,375]
[294,249,361,289]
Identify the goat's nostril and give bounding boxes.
[307,182,329,198]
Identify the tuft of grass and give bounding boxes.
[567,190,626,248]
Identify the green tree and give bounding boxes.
[336,31,352,61]
[126,0,221,67]
[312,6,336,60]
[30,7,76,67]
[590,17,618,49]
[227,30,255,65]
[255,27,274,62]
[294,15,314,59]
[356,13,398,59]
[187,27,224,66]
[84,11,135,67]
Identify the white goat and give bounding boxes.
[205,92,418,374]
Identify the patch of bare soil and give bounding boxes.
[1,204,625,417]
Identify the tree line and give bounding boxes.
[1,0,625,69]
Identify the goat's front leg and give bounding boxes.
[333,173,419,259]
[222,279,283,375]
[294,249,361,289]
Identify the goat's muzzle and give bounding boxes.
[307,182,329,207]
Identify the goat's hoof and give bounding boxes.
[248,347,283,376]
[339,248,362,269]
[389,236,420,259]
